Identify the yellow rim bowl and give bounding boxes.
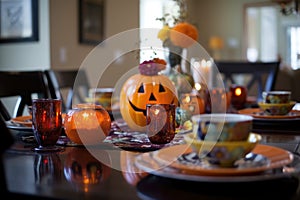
[184,133,262,167]
[258,101,296,115]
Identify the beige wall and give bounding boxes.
[0,0,295,89]
[50,0,139,88]
[0,0,291,72]
[0,0,50,70]
[189,0,267,61]
[49,0,270,88]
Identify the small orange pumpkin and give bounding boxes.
[120,58,178,132]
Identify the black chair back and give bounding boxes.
[45,69,90,112]
[214,61,280,101]
[0,71,50,120]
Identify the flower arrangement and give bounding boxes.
[156,0,198,96]
[156,0,199,68]
[138,58,167,76]
[158,22,198,49]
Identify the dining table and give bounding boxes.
[3,105,300,200]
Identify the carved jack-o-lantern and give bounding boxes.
[120,58,178,132]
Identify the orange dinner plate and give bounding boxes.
[10,116,32,127]
[11,114,66,127]
[238,108,300,119]
[147,144,293,176]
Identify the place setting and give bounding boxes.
[6,105,67,133]
[6,115,34,132]
[237,90,300,133]
[134,113,300,182]
[238,91,299,118]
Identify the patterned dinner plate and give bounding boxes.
[135,144,294,180]
[238,108,300,119]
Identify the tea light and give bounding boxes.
[146,104,176,144]
[64,104,111,145]
[230,85,247,109]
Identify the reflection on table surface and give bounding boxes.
[3,126,300,200]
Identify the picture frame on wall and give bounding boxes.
[79,0,105,45]
[0,0,39,43]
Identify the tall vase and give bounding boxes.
[164,46,194,99]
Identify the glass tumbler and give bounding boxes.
[32,99,63,152]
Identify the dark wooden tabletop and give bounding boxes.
[3,124,300,200]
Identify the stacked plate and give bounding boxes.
[135,143,296,182]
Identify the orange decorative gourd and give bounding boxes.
[64,103,111,145]
[120,58,178,132]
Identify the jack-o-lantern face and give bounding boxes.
[120,74,178,132]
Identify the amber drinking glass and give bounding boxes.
[32,99,63,152]
[146,104,176,144]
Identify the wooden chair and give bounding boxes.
[0,115,14,195]
[0,71,51,121]
[45,69,90,112]
[214,61,280,101]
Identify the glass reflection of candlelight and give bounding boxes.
[154,108,160,115]
[42,110,46,123]
[34,154,62,185]
[194,82,202,91]
[64,148,111,193]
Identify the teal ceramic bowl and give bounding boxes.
[184,132,262,167]
[258,101,296,115]
[191,113,253,142]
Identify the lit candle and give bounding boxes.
[191,58,213,89]
[199,59,213,89]
[230,85,247,109]
[191,57,201,84]
[146,104,176,144]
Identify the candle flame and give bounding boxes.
[154,109,160,115]
[194,83,201,91]
[235,88,242,96]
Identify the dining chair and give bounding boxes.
[0,115,14,195]
[45,69,90,112]
[214,61,280,101]
[0,70,51,121]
